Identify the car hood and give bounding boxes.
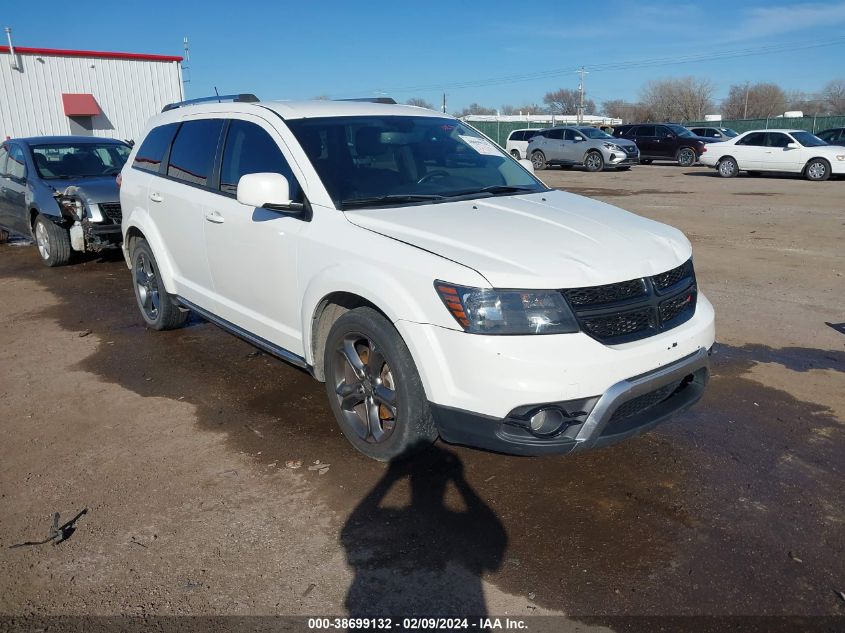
[344,190,691,288]
[42,176,120,204]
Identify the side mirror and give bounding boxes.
[786,142,799,150]
[574,136,584,142]
[519,158,535,174]
[237,172,303,212]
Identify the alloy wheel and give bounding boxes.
[807,161,827,180]
[585,152,603,171]
[332,334,397,444]
[35,222,50,260]
[135,252,161,320]
[718,159,737,177]
[679,148,696,167]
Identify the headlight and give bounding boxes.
[835,154,845,161]
[435,281,580,335]
[58,196,86,221]
[602,142,619,150]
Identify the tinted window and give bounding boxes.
[546,129,564,140]
[635,126,656,137]
[167,119,225,185]
[818,130,835,142]
[766,132,791,148]
[7,144,26,180]
[524,130,540,140]
[656,126,673,138]
[133,123,179,173]
[514,131,527,141]
[220,120,301,200]
[0,145,8,176]
[737,132,766,146]
[563,129,576,141]
[790,131,826,147]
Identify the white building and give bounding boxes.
[461,114,622,126]
[1,41,183,142]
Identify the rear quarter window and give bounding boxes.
[133,123,179,173]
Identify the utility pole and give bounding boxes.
[182,36,191,100]
[743,81,749,120]
[442,92,446,114]
[577,67,589,124]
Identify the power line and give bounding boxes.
[339,36,845,97]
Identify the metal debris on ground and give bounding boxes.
[285,460,302,469]
[78,330,92,338]
[9,508,88,548]
[788,551,803,563]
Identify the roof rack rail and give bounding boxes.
[162,93,260,112]
[336,97,397,104]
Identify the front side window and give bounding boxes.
[286,115,546,208]
[133,123,179,173]
[563,129,577,141]
[220,120,301,200]
[167,119,225,185]
[790,131,827,147]
[7,145,28,180]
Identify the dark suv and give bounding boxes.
[612,124,711,167]
[816,127,845,145]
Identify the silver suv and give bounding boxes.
[528,126,639,172]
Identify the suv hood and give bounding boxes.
[344,190,691,288]
[44,176,120,204]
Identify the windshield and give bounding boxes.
[720,128,739,137]
[791,131,827,147]
[577,127,613,139]
[285,116,546,208]
[667,125,695,138]
[31,143,131,179]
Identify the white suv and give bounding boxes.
[120,95,715,461]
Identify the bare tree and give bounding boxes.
[785,90,826,117]
[822,79,845,115]
[543,88,595,115]
[454,103,497,117]
[406,97,435,110]
[722,83,787,119]
[601,99,651,122]
[639,77,715,122]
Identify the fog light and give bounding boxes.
[529,408,567,436]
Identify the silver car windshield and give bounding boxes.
[31,143,131,179]
[286,116,547,209]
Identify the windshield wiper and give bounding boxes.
[444,185,539,198]
[342,194,445,209]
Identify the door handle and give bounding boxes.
[149,192,163,203]
[205,211,225,224]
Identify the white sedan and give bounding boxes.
[700,129,845,181]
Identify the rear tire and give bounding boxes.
[717,157,738,178]
[640,159,653,165]
[531,150,547,171]
[130,238,188,330]
[510,149,521,159]
[33,214,71,267]
[805,158,831,181]
[583,150,605,172]
[324,307,437,461]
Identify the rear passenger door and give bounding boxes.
[203,116,309,355]
[145,118,223,307]
[2,144,31,235]
[633,126,658,157]
[732,132,767,170]
[542,128,565,161]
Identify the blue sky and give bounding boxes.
[5,1,845,111]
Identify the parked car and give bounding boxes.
[699,129,845,181]
[689,126,739,141]
[816,127,845,145]
[527,126,639,172]
[612,124,712,166]
[121,95,714,461]
[505,128,543,159]
[0,136,130,266]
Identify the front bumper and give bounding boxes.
[606,151,640,165]
[431,347,710,456]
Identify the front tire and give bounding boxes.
[33,214,71,267]
[130,238,188,330]
[805,158,831,181]
[324,307,437,461]
[531,151,547,171]
[717,157,738,178]
[583,150,604,172]
[677,147,697,167]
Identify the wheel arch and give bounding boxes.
[803,156,832,171]
[122,213,178,294]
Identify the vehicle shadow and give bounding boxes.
[341,444,507,617]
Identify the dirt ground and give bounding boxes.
[0,164,843,630]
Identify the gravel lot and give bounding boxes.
[0,164,843,629]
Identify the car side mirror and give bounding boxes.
[519,158,535,174]
[237,172,303,213]
[786,142,799,150]
[574,136,584,142]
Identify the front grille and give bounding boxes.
[99,202,122,224]
[624,145,638,155]
[562,259,697,344]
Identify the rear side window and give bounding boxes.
[766,132,790,148]
[509,131,524,141]
[133,123,179,173]
[167,119,225,186]
[635,126,656,137]
[546,129,564,140]
[524,130,539,140]
[738,132,766,146]
[220,120,301,200]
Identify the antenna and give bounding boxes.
[214,86,220,102]
[180,36,191,100]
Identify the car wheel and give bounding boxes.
[531,151,547,171]
[805,158,831,182]
[640,159,653,165]
[717,157,738,178]
[33,214,71,267]
[584,151,604,172]
[131,238,188,330]
[677,147,697,167]
[510,149,521,159]
[324,307,437,461]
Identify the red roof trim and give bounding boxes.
[0,45,182,63]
